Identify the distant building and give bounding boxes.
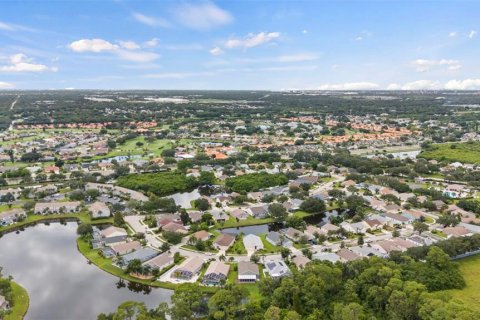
[172,256,204,279]
[34,201,81,215]
[89,201,110,219]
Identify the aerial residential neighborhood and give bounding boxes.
[2,0,480,319]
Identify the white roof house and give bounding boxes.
[243,234,264,252]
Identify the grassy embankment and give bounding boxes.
[76,237,216,293]
[4,281,29,320]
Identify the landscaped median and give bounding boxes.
[76,237,216,293]
[4,281,29,320]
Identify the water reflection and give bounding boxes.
[0,222,171,320]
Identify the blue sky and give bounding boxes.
[0,0,479,90]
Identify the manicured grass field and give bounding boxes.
[218,216,274,229]
[443,254,480,312]
[5,281,29,320]
[419,142,480,164]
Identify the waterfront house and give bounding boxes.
[249,205,269,218]
[100,226,128,245]
[111,241,142,256]
[0,208,26,226]
[89,201,110,219]
[122,247,159,264]
[34,201,81,215]
[172,256,204,279]
[213,233,235,251]
[144,252,174,271]
[243,234,264,252]
[192,230,210,241]
[230,208,249,220]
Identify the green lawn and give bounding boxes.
[258,234,282,254]
[217,216,273,229]
[5,281,29,320]
[226,237,247,255]
[419,142,480,164]
[442,254,480,312]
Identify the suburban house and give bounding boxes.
[192,230,210,241]
[264,259,291,279]
[443,184,468,199]
[266,231,292,247]
[122,247,159,264]
[144,252,174,271]
[340,221,369,234]
[202,260,230,286]
[162,221,188,234]
[0,208,26,226]
[111,241,142,256]
[89,201,110,219]
[312,252,340,263]
[249,205,269,218]
[237,261,260,283]
[213,233,236,251]
[230,208,249,220]
[172,256,204,280]
[243,234,264,252]
[336,248,362,262]
[100,226,128,245]
[34,201,81,215]
[292,255,311,269]
[443,226,472,238]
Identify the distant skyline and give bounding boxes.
[0,0,479,90]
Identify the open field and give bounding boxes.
[443,254,480,312]
[419,142,480,164]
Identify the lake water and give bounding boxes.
[169,189,201,209]
[221,224,270,235]
[0,223,172,320]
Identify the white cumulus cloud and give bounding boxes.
[118,40,140,50]
[0,53,54,72]
[69,39,118,52]
[0,81,14,89]
[318,82,379,90]
[209,46,224,56]
[444,79,480,90]
[468,30,477,39]
[224,32,280,49]
[399,80,442,90]
[173,2,233,30]
[69,38,159,62]
[448,31,457,37]
[411,59,461,72]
